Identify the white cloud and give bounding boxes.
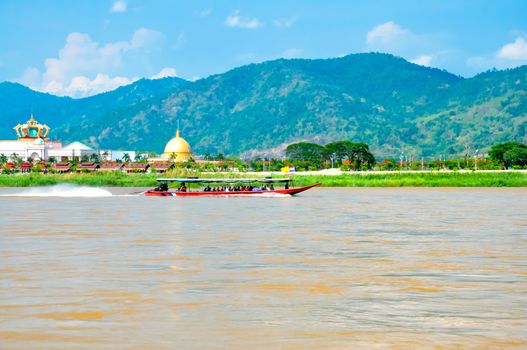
[467,36,527,73]
[17,28,165,97]
[411,55,433,67]
[366,21,412,48]
[364,21,457,71]
[18,67,41,88]
[497,37,527,60]
[225,11,262,29]
[131,27,165,49]
[280,48,303,59]
[274,16,298,28]
[151,67,177,79]
[58,74,136,97]
[110,0,127,13]
[199,8,212,17]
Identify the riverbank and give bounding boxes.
[1,170,526,187]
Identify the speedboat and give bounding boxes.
[144,178,320,197]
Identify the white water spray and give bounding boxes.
[3,184,113,197]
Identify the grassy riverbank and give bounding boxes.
[0,170,526,187]
[290,171,527,187]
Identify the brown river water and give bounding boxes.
[0,186,526,349]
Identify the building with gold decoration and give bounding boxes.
[149,128,193,163]
[0,115,98,161]
[1,115,191,163]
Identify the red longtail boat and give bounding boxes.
[144,178,320,197]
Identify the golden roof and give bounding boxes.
[161,130,192,162]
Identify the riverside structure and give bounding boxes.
[0,115,136,162]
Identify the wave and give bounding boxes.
[1,184,113,197]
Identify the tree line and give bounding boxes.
[1,141,526,174]
[285,141,375,171]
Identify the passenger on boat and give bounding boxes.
[270,184,275,190]
[178,182,187,192]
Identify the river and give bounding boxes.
[1,186,526,349]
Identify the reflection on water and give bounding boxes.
[1,187,526,349]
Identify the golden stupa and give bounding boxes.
[161,129,192,162]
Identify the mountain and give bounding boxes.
[1,53,526,158]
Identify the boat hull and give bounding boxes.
[144,183,320,197]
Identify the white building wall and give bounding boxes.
[0,141,46,161]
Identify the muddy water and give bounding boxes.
[1,187,526,349]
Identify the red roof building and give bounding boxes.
[52,162,72,173]
[151,162,173,173]
[20,162,31,172]
[124,163,149,173]
[99,162,124,171]
[77,162,99,172]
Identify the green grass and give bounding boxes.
[0,172,158,187]
[0,171,526,187]
[290,172,527,187]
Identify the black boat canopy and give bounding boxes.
[157,178,291,184]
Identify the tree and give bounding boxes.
[489,142,527,167]
[285,142,328,169]
[0,153,8,164]
[102,150,110,161]
[10,153,23,167]
[81,154,90,162]
[349,142,375,170]
[504,147,527,168]
[325,141,353,166]
[123,153,131,163]
[90,153,100,164]
[48,156,57,164]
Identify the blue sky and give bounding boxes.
[1,0,526,97]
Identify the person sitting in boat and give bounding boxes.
[270,184,275,190]
[178,182,187,192]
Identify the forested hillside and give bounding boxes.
[1,53,525,158]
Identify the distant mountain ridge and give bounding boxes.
[1,53,526,158]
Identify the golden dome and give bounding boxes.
[161,130,192,162]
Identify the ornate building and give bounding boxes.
[0,115,97,161]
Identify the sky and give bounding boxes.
[1,0,526,98]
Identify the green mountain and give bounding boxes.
[1,53,526,159]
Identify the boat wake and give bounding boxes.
[242,192,291,198]
[1,184,113,197]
